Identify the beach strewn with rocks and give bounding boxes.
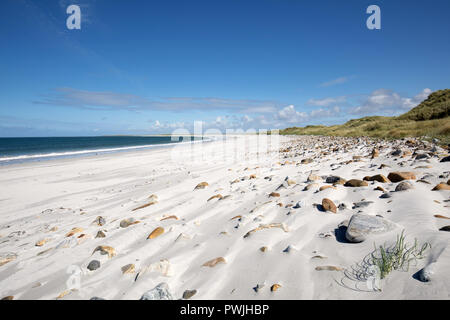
[0,135,449,300]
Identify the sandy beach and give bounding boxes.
[0,135,449,300]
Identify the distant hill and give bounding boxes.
[398,89,450,121]
[280,89,450,144]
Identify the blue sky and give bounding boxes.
[0,0,449,136]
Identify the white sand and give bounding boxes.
[0,135,449,300]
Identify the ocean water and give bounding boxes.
[0,136,202,164]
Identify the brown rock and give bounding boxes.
[321,198,337,213]
[374,186,386,192]
[147,227,164,239]
[319,185,336,192]
[92,246,116,258]
[1,296,13,300]
[364,174,390,183]
[132,201,157,211]
[243,223,288,238]
[307,173,321,182]
[286,179,296,186]
[269,192,280,198]
[202,257,226,267]
[432,183,450,191]
[207,194,223,201]
[121,264,135,274]
[65,227,83,237]
[304,183,319,191]
[387,172,416,183]
[271,284,282,292]
[194,182,209,190]
[344,179,368,187]
[371,148,380,158]
[160,215,179,221]
[0,253,17,267]
[434,215,450,220]
[35,238,50,247]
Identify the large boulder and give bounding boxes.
[345,214,396,243]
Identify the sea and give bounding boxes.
[0,135,204,165]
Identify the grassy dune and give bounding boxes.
[281,89,450,144]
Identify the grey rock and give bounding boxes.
[94,216,106,226]
[380,192,392,199]
[182,289,197,299]
[345,214,396,243]
[395,181,414,192]
[96,230,106,238]
[440,156,450,163]
[352,201,374,209]
[325,176,343,184]
[418,263,434,282]
[140,282,173,300]
[253,282,266,293]
[120,218,137,228]
[90,297,106,300]
[415,154,429,160]
[87,260,101,271]
[276,184,287,191]
[293,200,305,209]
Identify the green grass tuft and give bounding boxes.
[369,231,430,279]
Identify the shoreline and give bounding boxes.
[0,136,217,166]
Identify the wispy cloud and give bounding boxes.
[34,88,280,113]
[319,76,354,87]
[306,96,347,107]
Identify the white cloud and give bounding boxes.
[320,76,352,87]
[277,105,308,123]
[306,96,346,107]
[349,88,432,115]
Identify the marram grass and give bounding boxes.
[369,231,430,279]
